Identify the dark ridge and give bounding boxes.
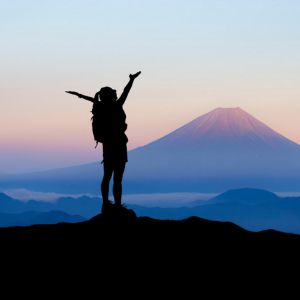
[1,212,299,283]
[1,213,299,249]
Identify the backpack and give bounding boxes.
[91,101,108,147]
[91,100,128,148]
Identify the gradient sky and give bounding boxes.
[1,0,300,173]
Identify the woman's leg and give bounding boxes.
[101,161,113,204]
[113,161,126,206]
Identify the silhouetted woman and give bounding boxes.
[66,71,141,211]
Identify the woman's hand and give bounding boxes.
[129,71,141,80]
[65,91,82,98]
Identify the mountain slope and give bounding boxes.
[125,107,300,191]
[145,107,298,149]
[0,192,26,213]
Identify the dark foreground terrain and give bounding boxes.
[1,212,300,252]
[1,212,299,291]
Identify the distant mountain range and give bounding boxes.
[0,210,85,227]
[0,192,100,218]
[0,192,87,226]
[2,188,300,234]
[1,107,300,193]
[131,188,300,234]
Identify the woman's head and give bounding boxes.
[98,87,117,102]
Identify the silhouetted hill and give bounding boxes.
[0,192,100,218]
[0,192,25,213]
[0,210,85,227]
[54,195,100,217]
[131,188,300,234]
[200,188,280,205]
[0,193,86,226]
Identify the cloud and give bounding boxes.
[1,188,91,202]
[123,193,215,207]
[1,188,215,207]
